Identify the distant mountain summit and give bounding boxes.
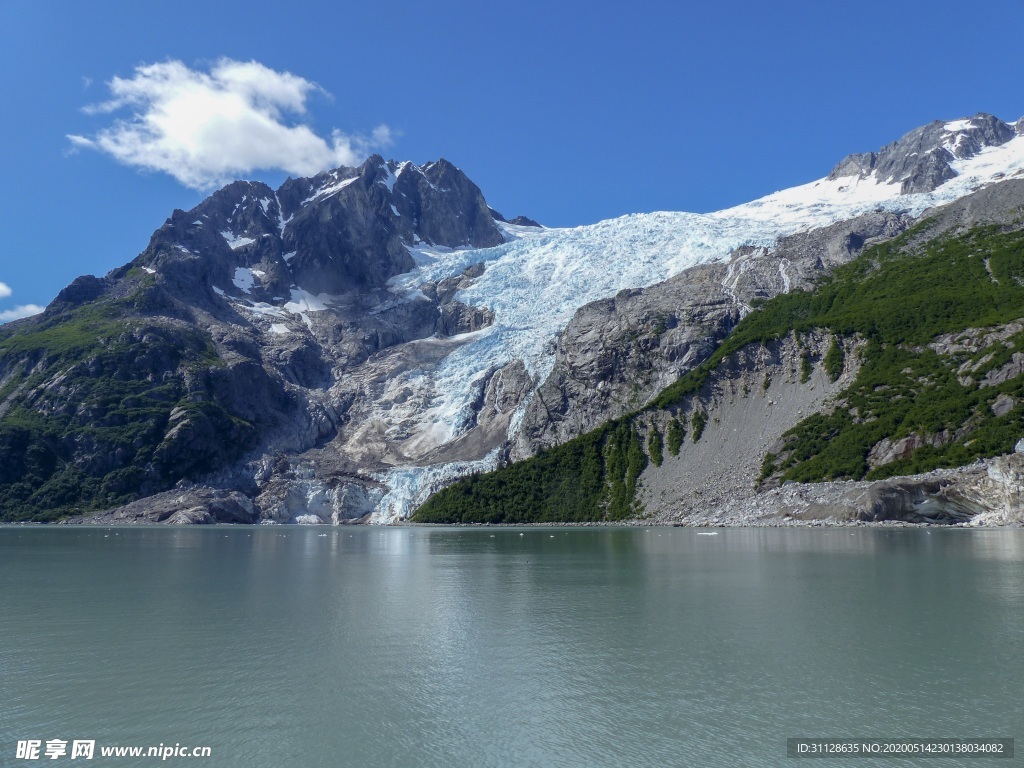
[828,113,1022,193]
[3,115,1024,524]
[135,155,503,304]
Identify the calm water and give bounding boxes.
[1,526,1021,767]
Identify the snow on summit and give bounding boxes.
[368,119,1024,521]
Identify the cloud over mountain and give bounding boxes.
[0,304,44,323]
[0,282,43,323]
[68,59,392,189]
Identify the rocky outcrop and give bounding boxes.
[0,156,513,522]
[488,209,541,227]
[512,210,910,459]
[829,113,1017,193]
[634,331,861,522]
[72,488,259,525]
[866,433,952,469]
[744,454,1024,526]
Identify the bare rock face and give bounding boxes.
[511,210,911,460]
[915,179,1024,236]
[828,113,1017,193]
[510,268,737,460]
[756,454,1024,527]
[74,488,259,525]
[0,156,512,523]
[635,330,860,523]
[867,433,953,469]
[139,156,502,305]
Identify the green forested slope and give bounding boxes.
[0,300,252,522]
[414,220,1024,523]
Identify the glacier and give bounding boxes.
[366,127,1024,523]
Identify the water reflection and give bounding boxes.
[0,526,1021,768]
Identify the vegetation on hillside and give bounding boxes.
[415,220,1024,523]
[760,224,1024,482]
[414,420,645,524]
[0,302,245,521]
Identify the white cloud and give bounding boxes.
[0,282,11,299]
[0,304,44,323]
[68,59,393,189]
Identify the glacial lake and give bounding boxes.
[1,526,1021,767]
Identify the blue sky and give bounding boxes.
[2,0,1024,319]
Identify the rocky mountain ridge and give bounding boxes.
[3,114,1024,524]
[417,179,1024,526]
[828,113,1020,193]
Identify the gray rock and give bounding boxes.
[867,433,951,469]
[77,488,259,525]
[512,210,910,459]
[829,113,1016,194]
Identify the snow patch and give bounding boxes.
[379,163,397,192]
[269,323,291,335]
[241,302,287,319]
[274,192,292,234]
[304,175,357,205]
[284,288,332,313]
[232,268,256,293]
[944,119,974,132]
[221,231,256,250]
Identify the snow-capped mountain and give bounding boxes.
[368,114,1024,521]
[1,113,1023,524]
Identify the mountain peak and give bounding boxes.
[124,156,505,310]
[829,113,1017,194]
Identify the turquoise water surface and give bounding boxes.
[1,526,1021,766]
